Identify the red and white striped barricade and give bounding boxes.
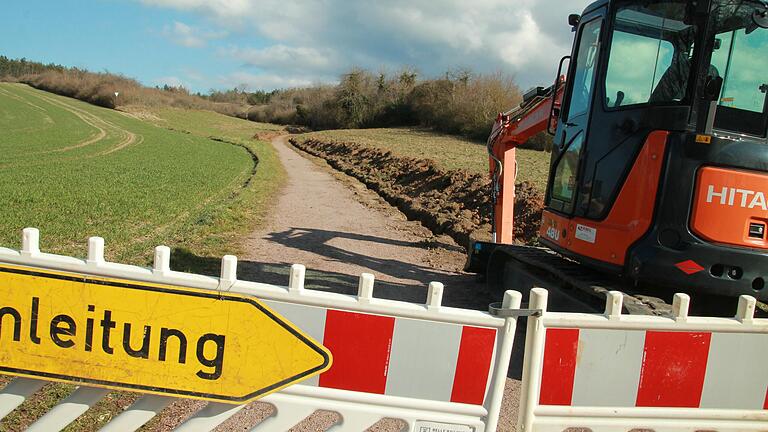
[0,228,522,431]
[517,287,768,432]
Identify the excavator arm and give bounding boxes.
[487,79,565,244]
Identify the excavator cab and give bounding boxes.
[471,0,768,304]
[542,0,768,299]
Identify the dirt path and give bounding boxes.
[236,136,521,430]
[153,135,521,430]
[241,136,483,301]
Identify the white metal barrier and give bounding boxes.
[0,228,522,431]
[517,288,768,432]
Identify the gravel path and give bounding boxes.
[241,136,485,301]
[152,135,521,431]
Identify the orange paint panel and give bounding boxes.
[494,147,517,245]
[492,83,564,244]
[690,167,768,249]
[540,131,668,266]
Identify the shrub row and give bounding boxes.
[248,69,527,141]
[0,56,246,116]
[1,56,553,147]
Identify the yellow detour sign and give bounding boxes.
[0,263,332,403]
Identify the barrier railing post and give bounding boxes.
[672,293,690,321]
[357,273,375,304]
[218,255,237,291]
[426,282,444,310]
[86,236,105,266]
[485,289,522,432]
[736,294,756,323]
[517,288,548,432]
[153,245,170,275]
[605,291,623,318]
[21,227,40,257]
[289,264,306,292]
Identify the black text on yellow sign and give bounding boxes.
[0,264,331,403]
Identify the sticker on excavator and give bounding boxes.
[574,224,596,243]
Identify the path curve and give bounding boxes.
[242,135,473,291]
[150,135,521,430]
[229,136,520,431]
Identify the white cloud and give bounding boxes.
[223,45,335,73]
[141,0,594,89]
[163,21,226,48]
[221,71,316,90]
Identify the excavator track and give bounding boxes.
[486,245,674,316]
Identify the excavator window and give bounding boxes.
[551,18,602,214]
[604,2,695,108]
[551,133,584,204]
[709,16,768,137]
[601,0,767,136]
[567,20,603,119]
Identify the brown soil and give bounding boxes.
[289,138,544,249]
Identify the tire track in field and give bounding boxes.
[30,90,141,156]
[12,88,112,154]
[2,84,107,154]
[16,86,142,157]
[0,85,55,133]
[0,85,53,118]
[0,88,144,171]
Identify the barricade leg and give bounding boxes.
[99,395,173,432]
[517,288,548,432]
[0,378,46,419]
[27,387,110,432]
[174,402,245,431]
[485,290,523,432]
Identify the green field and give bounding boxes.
[298,128,551,191]
[124,105,286,266]
[0,83,283,263]
[0,83,285,430]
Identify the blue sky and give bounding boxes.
[2,0,592,93]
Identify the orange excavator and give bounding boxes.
[467,0,768,313]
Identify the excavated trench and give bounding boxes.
[289,138,545,249]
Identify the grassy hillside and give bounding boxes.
[0,84,285,430]
[139,105,282,137]
[297,128,551,191]
[122,105,286,266]
[0,83,283,263]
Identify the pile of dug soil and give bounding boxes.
[290,138,544,248]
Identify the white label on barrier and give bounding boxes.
[575,224,597,243]
[414,420,473,432]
